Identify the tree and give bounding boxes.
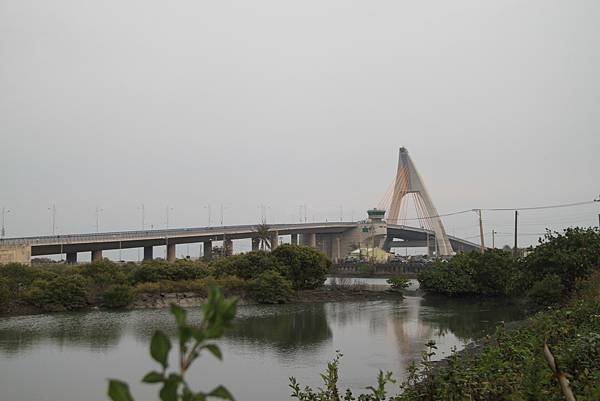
[254,222,272,251]
[521,227,600,294]
[272,245,331,290]
[211,251,284,280]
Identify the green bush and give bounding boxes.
[132,260,212,283]
[527,274,564,306]
[211,251,284,280]
[77,260,130,287]
[272,245,331,290]
[102,284,134,309]
[0,277,9,311]
[23,274,88,312]
[357,264,375,276]
[522,227,600,293]
[0,263,56,298]
[387,275,410,291]
[248,270,294,304]
[134,276,249,296]
[418,250,519,296]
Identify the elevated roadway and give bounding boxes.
[0,221,480,264]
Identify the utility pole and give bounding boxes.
[140,204,145,230]
[475,209,485,253]
[595,195,600,228]
[340,205,343,222]
[1,207,10,238]
[491,229,497,249]
[513,210,519,257]
[220,204,224,226]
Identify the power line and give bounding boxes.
[483,199,597,212]
[387,209,474,222]
[389,197,598,222]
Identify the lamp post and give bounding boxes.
[204,204,212,227]
[259,204,271,223]
[95,207,104,233]
[219,204,228,226]
[166,206,174,229]
[138,204,146,230]
[48,204,56,235]
[1,207,10,238]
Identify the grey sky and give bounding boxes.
[1,1,599,255]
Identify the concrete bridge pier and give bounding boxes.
[223,239,233,256]
[251,237,260,251]
[304,233,316,248]
[166,243,176,262]
[334,237,341,262]
[290,234,298,245]
[270,231,279,250]
[91,250,102,262]
[143,246,153,261]
[203,240,212,260]
[66,252,77,264]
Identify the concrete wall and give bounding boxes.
[0,244,32,265]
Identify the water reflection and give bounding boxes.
[226,304,332,354]
[420,295,525,339]
[0,297,525,401]
[0,312,125,355]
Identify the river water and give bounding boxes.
[0,282,524,401]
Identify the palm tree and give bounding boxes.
[254,221,272,251]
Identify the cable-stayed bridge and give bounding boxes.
[0,148,480,264]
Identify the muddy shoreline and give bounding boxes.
[1,287,405,317]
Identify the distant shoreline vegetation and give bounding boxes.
[0,245,333,314]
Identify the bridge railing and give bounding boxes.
[0,222,359,246]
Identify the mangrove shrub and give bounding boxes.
[272,245,330,290]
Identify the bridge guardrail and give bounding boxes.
[0,222,359,247]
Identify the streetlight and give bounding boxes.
[258,204,271,223]
[48,204,56,235]
[1,207,10,238]
[166,206,174,229]
[95,207,104,233]
[138,204,146,230]
[204,204,212,227]
[219,204,229,226]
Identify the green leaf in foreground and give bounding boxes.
[150,330,172,369]
[108,380,135,401]
[142,371,164,384]
[208,385,235,400]
[203,344,222,360]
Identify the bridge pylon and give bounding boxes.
[383,147,454,256]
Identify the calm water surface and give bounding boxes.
[0,289,524,401]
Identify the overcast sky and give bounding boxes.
[1,1,599,256]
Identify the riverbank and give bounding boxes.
[403,273,600,400]
[291,272,600,401]
[1,285,406,317]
